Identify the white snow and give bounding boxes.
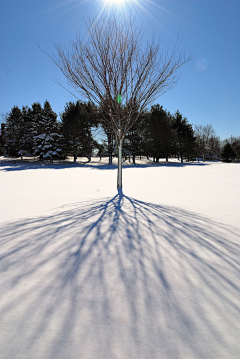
[0,158,240,359]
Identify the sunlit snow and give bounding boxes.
[0,157,239,359]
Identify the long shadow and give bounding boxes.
[0,191,239,359]
[0,160,209,172]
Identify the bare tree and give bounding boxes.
[194,124,218,161]
[44,13,191,190]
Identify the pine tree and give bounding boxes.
[61,101,93,162]
[32,101,64,162]
[222,143,235,162]
[98,102,115,164]
[183,124,197,162]
[143,105,176,163]
[4,106,23,157]
[235,145,240,160]
[171,111,195,163]
[0,122,6,155]
[229,136,240,161]
[17,106,36,159]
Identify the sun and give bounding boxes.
[106,0,126,5]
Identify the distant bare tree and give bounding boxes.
[208,135,221,159]
[194,124,218,161]
[0,112,8,125]
[44,13,191,189]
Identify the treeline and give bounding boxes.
[0,100,240,163]
[0,101,98,163]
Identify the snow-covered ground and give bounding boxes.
[0,158,240,359]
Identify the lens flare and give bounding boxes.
[196,58,208,71]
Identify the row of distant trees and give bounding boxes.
[0,101,98,163]
[1,100,239,163]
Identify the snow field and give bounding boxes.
[0,160,240,359]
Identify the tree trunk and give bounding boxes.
[108,135,113,165]
[86,152,91,163]
[109,153,112,165]
[73,145,77,163]
[132,153,135,165]
[117,139,123,188]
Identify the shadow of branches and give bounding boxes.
[0,192,239,359]
[0,160,209,172]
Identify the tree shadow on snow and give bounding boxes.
[0,160,209,172]
[0,190,240,359]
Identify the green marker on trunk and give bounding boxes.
[117,94,122,104]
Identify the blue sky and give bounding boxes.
[0,0,239,140]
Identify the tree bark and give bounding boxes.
[73,145,77,163]
[117,139,123,188]
[109,153,112,165]
[132,153,135,165]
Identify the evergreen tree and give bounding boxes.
[235,145,240,160]
[3,106,23,157]
[60,101,96,163]
[33,101,64,162]
[228,136,240,161]
[171,111,196,163]
[144,105,176,162]
[124,117,144,164]
[17,106,36,159]
[0,122,6,155]
[222,143,235,162]
[98,103,115,164]
[60,101,82,162]
[31,102,44,159]
[183,124,197,162]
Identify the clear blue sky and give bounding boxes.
[0,0,239,140]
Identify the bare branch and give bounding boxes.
[40,12,191,188]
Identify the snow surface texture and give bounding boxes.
[0,158,240,359]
